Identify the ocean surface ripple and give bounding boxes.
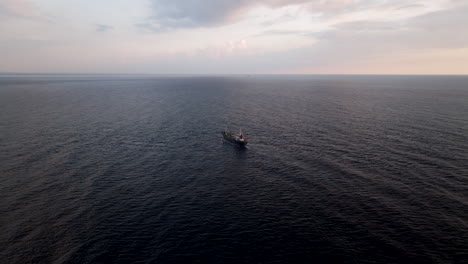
[1,75,467,263]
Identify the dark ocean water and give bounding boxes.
[0,75,467,264]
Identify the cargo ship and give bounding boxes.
[222,127,248,147]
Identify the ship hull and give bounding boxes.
[222,134,248,147]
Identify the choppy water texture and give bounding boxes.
[1,75,467,264]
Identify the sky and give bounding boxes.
[0,0,467,74]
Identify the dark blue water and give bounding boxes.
[1,75,467,264]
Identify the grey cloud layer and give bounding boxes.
[149,0,251,28]
[146,0,453,29]
[147,0,333,28]
[2,0,466,74]
[319,6,468,50]
[96,24,113,32]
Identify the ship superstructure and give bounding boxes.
[222,127,248,147]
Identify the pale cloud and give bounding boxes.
[146,0,365,29]
[0,0,466,74]
[96,24,114,32]
[0,0,37,18]
[195,39,249,59]
[148,0,252,28]
[145,0,453,29]
[317,5,468,50]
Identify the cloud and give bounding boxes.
[147,0,251,28]
[144,0,461,30]
[146,0,364,29]
[1,0,466,74]
[195,39,249,58]
[255,29,311,37]
[405,6,468,49]
[0,0,40,19]
[287,4,468,73]
[317,5,468,49]
[96,24,114,32]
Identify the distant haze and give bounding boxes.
[1,0,467,74]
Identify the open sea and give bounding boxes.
[0,75,467,264]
